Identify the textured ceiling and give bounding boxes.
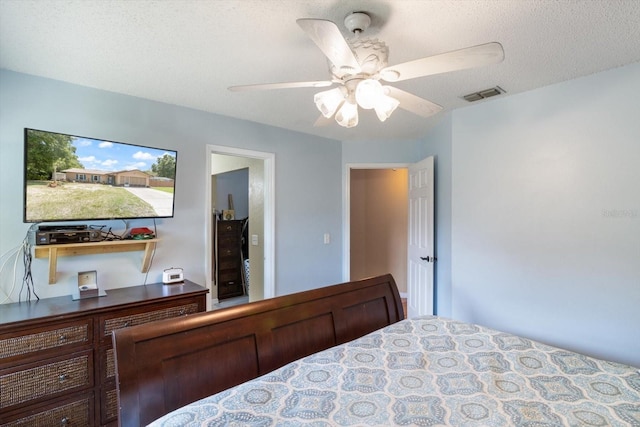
[1,0,639,142]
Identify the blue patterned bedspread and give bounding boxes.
[149,316,640,426]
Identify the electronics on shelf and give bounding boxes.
[36,225,102,245]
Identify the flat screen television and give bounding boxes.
[23,128,177,223]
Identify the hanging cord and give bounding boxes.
[0,242,25,304]
[19,225,39,302]
[152,218,158,239]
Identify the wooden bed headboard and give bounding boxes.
[112,274,403,427]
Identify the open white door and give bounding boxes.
[407,156,434,318]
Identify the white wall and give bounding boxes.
[0,70,343,302]
[452,62,640,366]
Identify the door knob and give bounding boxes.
[420,256,437,262]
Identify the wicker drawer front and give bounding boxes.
[98,347,117,384]
[1,396,91,427]
[0,320,90,362]
[105,347,116,380]
[101,302,200,338]
[103,386,119,423]
[0,353,91,409]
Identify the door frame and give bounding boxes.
[342,162,409,285]
[206,144,275,310]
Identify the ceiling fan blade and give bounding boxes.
[228,80,333,92]
[297,18,361,73]
[385,86,443,118]
[380,42,504,82]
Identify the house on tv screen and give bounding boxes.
[58,168,169,187]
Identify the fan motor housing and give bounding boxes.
[330,38,388,79]
[344,12,371,34]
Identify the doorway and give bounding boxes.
[349,168,409,293]
[206,145,275,311]
[345,158,434,318]
[344,163,409,292]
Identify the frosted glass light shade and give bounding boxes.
[335,100,359,128]
[374,94,400,122]
[355,79,383,110]
[314,87,345,118]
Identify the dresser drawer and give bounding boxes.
[218,236,240,248]
[101,385,119,424]
[101,347,116,383]
[0,350,93,411]
[97,348,118,424]
[218,249,242,269]
[0,319,91,364]
[218,222,241,235]
[0,394,93,427]
[99,301,201,341]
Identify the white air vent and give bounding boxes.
[463,86,505,102]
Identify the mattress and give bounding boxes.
[148,316,640,426]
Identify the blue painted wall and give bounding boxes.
[2,61,638,366]
[0,70,343,300]
[451,62,640,367]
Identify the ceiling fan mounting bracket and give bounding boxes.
[344,12,371,34]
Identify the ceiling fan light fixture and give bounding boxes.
[314,87,345,118]
[355,78,384,110]
[335,100,359,128]
[374,94,400,122]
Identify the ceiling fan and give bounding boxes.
[229,12,504,128]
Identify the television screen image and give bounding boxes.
[23,128,177,223]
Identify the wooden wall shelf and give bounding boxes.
[34,239,159,284]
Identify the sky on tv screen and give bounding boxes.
[72,137,175,171]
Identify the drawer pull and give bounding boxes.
[59,373,68,382]
[225,225,232,231]
[179,309,186,315]
[124,321,130,327]
[61,416,69,425]
[59,334,67,341]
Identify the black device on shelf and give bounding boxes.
[36,226,102,245]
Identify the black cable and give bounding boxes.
[89,224,125,241]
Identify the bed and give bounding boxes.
[112,274,404,426]
[112,274,640,426]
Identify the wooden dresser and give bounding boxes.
[215,220,245,299]
[0,281,208,427]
